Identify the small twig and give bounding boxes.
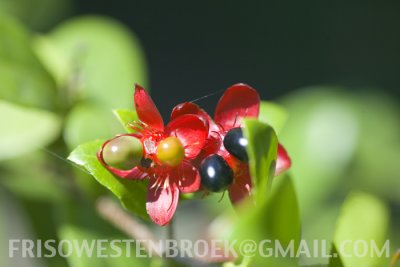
[96,196,163,256]
[391,249,400,267]
[96,196,223,266]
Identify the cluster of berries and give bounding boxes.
[98,84,291,226]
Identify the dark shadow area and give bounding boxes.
[73,0,400,116]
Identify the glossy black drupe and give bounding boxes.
[200,155,233,192]
[223,127,249,162]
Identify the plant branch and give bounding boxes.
[96,196,224,266]
[96,196,163,256]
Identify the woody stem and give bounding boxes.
[96,196,163,256]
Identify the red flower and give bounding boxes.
[170,83,291,204]
[98,85,208,226]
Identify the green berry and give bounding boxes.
[103,136,143,170]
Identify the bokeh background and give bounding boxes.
[1,1,399,267]
[76,0,400,115]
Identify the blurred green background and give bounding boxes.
[0,1,399,267]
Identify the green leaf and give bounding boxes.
[350,92,400,204]
[328,244,344,267]
[0,151,67,201]
[0,0,72,30]
[230,175,301,266]
[259,101,288,135]
[67,140,149,220]
[50,16,148,149]
[113,108,138,133]
[63,102,125,149]
[0,100,61,160]
[278,87,360,253]
[332,192,390,267]
[242,119,278,203]
[0,14,57,110]
[265,175,301,251]
[48,16,148,109]
[0,14,39,65]
[33,34,69,87]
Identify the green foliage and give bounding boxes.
[279,87,400,264]
[57,200,151,267]
[332,192,389,267]
[0,100,61,160]
[67,140,149,220]
[0,0,72,30]
[280,87,400,210]
[113,108,139,133]
[63,102,125,149]
[210,117,298,264]
[350,92,400,203]
[33,34,69,88]
[48,16,148,109]
[230,175,300,266]
[33,16,149,149]
[278,88,363,265]
[58,221,148,267]
[242,119,278,203]
[328,245,344,267]
[280,88,359,216]
[0,189,53,267]
[0,15,57,110]
[1,5,399,266]
[259,101,288,135]
[1,151,68,201]
[0,10,158,267]
[0,192,5,261]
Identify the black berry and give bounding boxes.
[223,127,249,162]
[200,155,233,192]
